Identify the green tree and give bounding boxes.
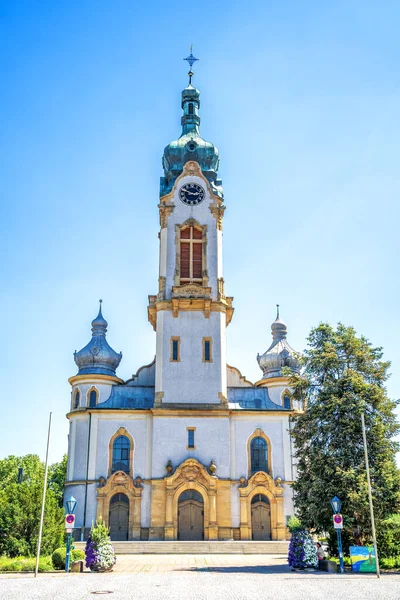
[0,455,65,557]
[288,323,400,553]
[49,454,67,508]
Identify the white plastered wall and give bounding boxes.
[156,310,226,404]
[151,416,230,478]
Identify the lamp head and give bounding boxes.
[330,496,342,514]
[66,496,77,514]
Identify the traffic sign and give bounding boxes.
[66,528,73,534]
[333,514,343,529]
[65,514,75,528]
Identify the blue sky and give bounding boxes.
[1,1,399,464]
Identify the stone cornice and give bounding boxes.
[68,373,124,387]
[147,297,234,331]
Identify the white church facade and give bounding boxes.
[65,55,302,542]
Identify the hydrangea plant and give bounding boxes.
[85,520,116,571]
[288,528,318,569]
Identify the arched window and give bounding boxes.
[180,225,203,283]
[73,389,80,410]
[188,103,194,115]
[250,436,268,475]
[88,388,98,408]
[112,436,130,474]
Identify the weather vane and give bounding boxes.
[183,45,199,84]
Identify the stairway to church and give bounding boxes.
[74,540,289,554]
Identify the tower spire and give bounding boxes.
[183,45,199,85]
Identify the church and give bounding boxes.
[65,52,301,543]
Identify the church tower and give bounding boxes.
[148,51,233,407]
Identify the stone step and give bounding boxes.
[74,540,289,555]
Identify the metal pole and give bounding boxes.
[336,529,344,574]
[34,412,52,578]
[361,412,380,579]
[65,532,72,573]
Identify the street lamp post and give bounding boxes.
[331,496,344,574]
[65,496,77,573]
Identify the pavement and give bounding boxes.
[0,554,399,600]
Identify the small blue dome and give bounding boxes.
[160,83,223,199]
[74,301,122,377]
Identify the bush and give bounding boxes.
[377,514,400,559]
[51,547,85,570]
[287,516,302,532]
[0,556,53,572]
[380,556,400,569]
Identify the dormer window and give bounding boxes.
[73,389,80,410]
[180,225,203,283]
[283,395,291,409]
[88,387,99,408]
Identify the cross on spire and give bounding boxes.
[183,45,199,84]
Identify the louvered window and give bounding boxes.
[180,226,203,283]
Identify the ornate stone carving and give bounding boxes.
[166,460,173,476]
[98,476,106,487]
[217,278,225,301]
[209,204,225,230]
[275,477,283,488]
[157,276,166,301]
[209,460,217,476]
[172,284,211,298]
[158,203,174,228]
[182,161,202,177]
[239,477,248,488]
[134,476,143,488]
[181,463,202,482]
[113,471,129,487]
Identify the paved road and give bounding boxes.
[0,554,398,600]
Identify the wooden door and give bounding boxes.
[109,493,129,541]
[178,499,204,540]
[251,499,271,540]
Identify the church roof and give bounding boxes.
[73,301,122,377]
[160,59,223,199]
[257,306,300,379]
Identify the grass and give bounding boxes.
[0,556,53,572]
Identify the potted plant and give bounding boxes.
[287,518,318,570]
[85,520,116,572]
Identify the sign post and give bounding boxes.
[64,498,77,573]
[331,497,344,574]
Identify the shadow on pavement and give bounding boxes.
[176,565,291,574]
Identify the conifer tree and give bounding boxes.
[288,323,400,552]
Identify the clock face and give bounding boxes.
[179,183,205,206]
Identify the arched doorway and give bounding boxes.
[251,494,271,540]
[178,490,204,541]
[109,493,129,541]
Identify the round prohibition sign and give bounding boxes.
[65,514,75,525]
[333,514,343,528]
